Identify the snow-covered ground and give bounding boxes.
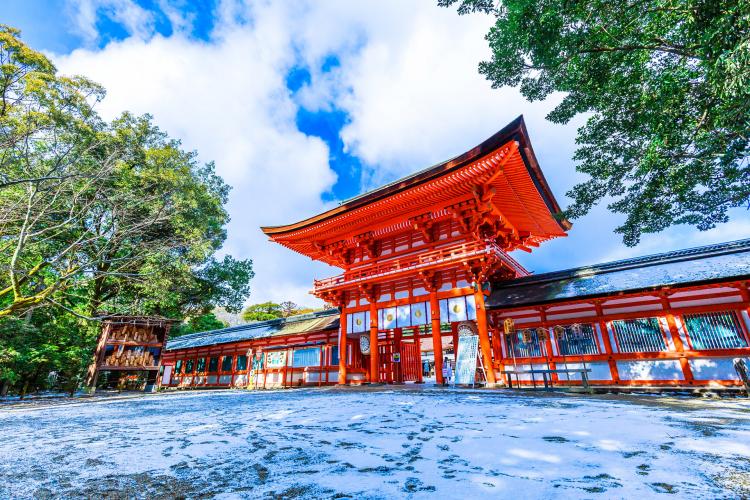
[1,387,749,499]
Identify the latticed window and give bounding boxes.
[612,317,666,353]
[175,359,183,374]
[292,347,321,367]
[221,355,233,372]
[683,312,749,350]
[506,329,546,358]
[330,346,339,366]
[196,357,206,373]
[236,355,248,371]
[208,357,219,373]
[556,324,599,355]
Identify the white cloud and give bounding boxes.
[596,209,750,264]
[54,0,750,308]
[292,2,577,193]
[56,1,338,306]
[67,0,155,42]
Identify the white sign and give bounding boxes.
[454,335,479,386]
[161,365,172,385]
[266,351,286,368]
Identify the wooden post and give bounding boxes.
[594,301,620,384]
[369,301,379,383]
[451,322,459,364]
[738,284,750,344]
[539,308,558,384]
[262,351,268,389]
[318,345,324,387]
[429,290,444,385]
[85,321,111,391]
[282,349,289,388]
[660,295,695,384]
[325,333,330,385]
[338,308,348,385]
[474,288,497,386]
[491,326,507,385]
[394,327,403,384]
[414,327,424,383]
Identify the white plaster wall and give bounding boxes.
[690,357,750,381]
[557,361,612,381]
[617,360,684,380]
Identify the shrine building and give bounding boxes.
[161,116,750,390]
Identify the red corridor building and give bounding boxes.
[161,117,750,390]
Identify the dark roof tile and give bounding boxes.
[166,309,339,351]
[487,238,750,309]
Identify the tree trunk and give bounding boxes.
[0,380,9,397]
[19,379,29,400]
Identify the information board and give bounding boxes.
[266,351,287,368]
[454,335,479,386]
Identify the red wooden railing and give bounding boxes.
[313,240,525,292]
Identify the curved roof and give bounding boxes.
[487,238,750,308]
[166,309,339,351]
[262,116,570,260]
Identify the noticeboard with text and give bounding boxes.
[454,335,479,386]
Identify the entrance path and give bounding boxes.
[1,387,749,498]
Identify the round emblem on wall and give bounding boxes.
[457,321,478,337]
[355,318,363,326]
[386,313,394,322]
[452,304,462,314]
[359,334,371,355]
[414,309,422,318]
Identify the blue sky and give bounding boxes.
[4,0,749,306]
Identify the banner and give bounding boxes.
[454,334,479,386]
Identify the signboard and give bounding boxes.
[266,351,287,368]
[161,365,172,385]
[454,334,479,386]
[392,352,401,363]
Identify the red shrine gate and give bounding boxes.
[162,117,750,390]
[262,117,569,386]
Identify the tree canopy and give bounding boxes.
[440,0,750,245]
[241,301,316,322]
[0,25,254,395]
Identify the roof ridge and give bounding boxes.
[501,237,750,287]
[337,115,523,206]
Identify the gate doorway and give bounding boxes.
[400,341,421,382]
[375,330,422,384]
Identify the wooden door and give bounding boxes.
[401,342,421,382]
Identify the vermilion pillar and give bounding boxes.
[369,301,379,383]
[660,295,695,384]
[414,327,424,383]
[473,288,497,386]
[490,323,506,385]
[338,308,348,385]
[451,322,459,364]
[429,291,444,385]
[394,327,403,384]
[539,308,558,384]
[594,301,620,383]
